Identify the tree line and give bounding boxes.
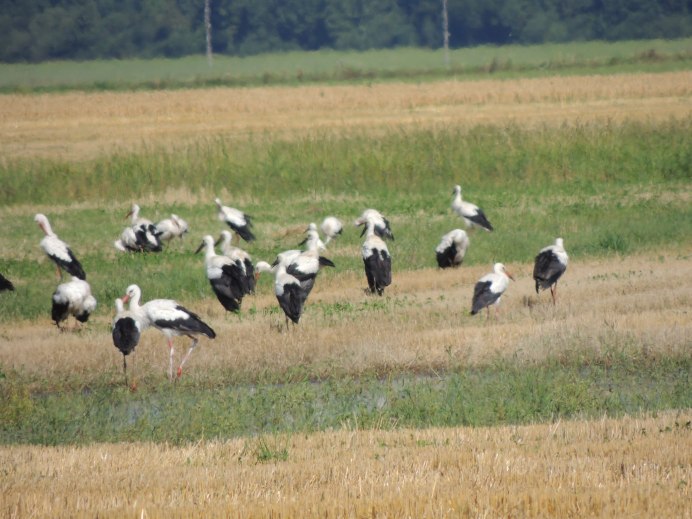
[1,0,690,63]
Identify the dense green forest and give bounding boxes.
[1,0,690,63]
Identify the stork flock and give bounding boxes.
[5,186,568,387]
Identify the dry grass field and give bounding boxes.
[1,66,691,517]
[1,250,690,386]
[2,411,690,518]
[1,71,690,161]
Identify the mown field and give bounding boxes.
[0,46,691,516]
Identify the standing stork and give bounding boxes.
[112,298,145,388]
[34,213,87,280]
[362,219,392,296]
[435,229,470,269]
[451,185,494,232]
[51,276,97,329]
[196,235,246,313]
[283,227,335,298]
[255,261,307,330]
[114,223,163,253]
[0,273,14,292]
[470,263,514,319]
[156,214,189,244]
[216,230,256,295]
[121,284,216,380]
[354,209,394,240]
[320,216,343,245]
[533,237,569,304]
[215,197,255,242]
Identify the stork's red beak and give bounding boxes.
[507,271,515,281]
[121,294,130,304]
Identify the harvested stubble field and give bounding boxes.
[2,412,691,518]
[0,70,690,161]
[1,65,691,517]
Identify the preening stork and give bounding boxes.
[112,298,145,388]
[354,209,394,240]
[114,223,163,253]
[156,214,189,244]
[451,185,494,232]
[470,263,514,319]
[320,216,343,245]
[215,197,255,242]
[0,273,14,292]
[435,229,470,268]
[362,218,392,296]
[533,237,569,304]
[121,284,216,380]
[34,213,87,280]
[217,230,256,295]
[51,276,97,329]
[196,235,248,313]
[255,260,308,330]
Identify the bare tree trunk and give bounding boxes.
[442,0,450,69]
[205,0,213,67]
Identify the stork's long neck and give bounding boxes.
[220,234,233,255]
[41,220,55,237]
[204,240,217,260]
[127,291,142,312]
[364,221,376,238]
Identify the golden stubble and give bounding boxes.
[1,250,689,386]
[1,71,690,161]
[1,412,690,518]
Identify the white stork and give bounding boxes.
[320,216,343,245]
[255,260,307,330]
[121,284,216,380]
[0,273,14,292]
[470,263,514,318]
[354,209,394,240]
[533,237,569,304]
[156,214,189,244]
[114,223,163,253]
[362,219,392,296]
[112,298,145,388]
[451,185,494,232]
[215,197,255,242]
[282,230,335,298]
[435,229,470,269]
[51,276,97,329]
[34,213,87,280]
[196,235,247,313]
[216,230,256,295]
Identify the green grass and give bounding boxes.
[1,347,689,446]
[1,120,690,322]
[1,38,691,93]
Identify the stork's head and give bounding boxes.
[452,185,461,196]
[254,260,273,281]
[494,262,515,281]
[195,235,215,255]
[34,213,50,234]
[122,284,141,305]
